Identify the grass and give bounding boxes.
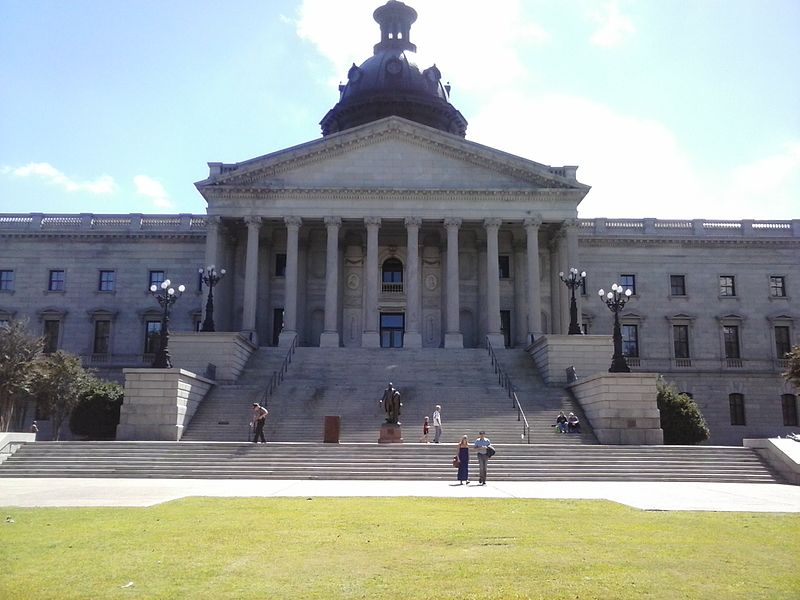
[1,498,798,599]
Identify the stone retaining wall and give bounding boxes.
[169,332,256,382]
[529,335,613,384]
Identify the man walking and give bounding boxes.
[251,402,269,443]
[432,404,442,443]
[474,430,492,485]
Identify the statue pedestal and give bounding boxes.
[378,423,403,444]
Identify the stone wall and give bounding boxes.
[569,372,664,445]
[528,334,613,384]
[117,368,214,441]
[169,332,256,382]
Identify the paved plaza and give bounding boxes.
[1,478,798,512]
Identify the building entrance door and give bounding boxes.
[500,310,511,348]
[380,313,404,348]
[272,308,284,346]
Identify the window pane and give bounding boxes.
[782,394,798,427]
[498,255,510,279]
[719,275,736,296]
[99,270,115,292]
[382,258,403,283]
[43,320,59,353]
[0,270,13,291]
[673,325,690,358]
[775,326,791,358]
[149,271,165,288]
[729,393,746,426]
[275,254,287,277]
[48,270,65,291]
[620,274,636,294]
[670,275,686,296]
[93,320,110,354]
[144,321,161,354]
[723,325,740,358]
[770,276,786,297]
[622,324,639,357]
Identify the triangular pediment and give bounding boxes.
[196,117,589,195]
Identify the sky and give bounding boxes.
[1,0,798,220]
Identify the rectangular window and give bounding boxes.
[43,320,60,353]
[98,270,115,292]
[673,324,690,358]
[670,275,686,296]
[622,324,639,357]
[719,275,736,297]
[723,325,740,359]
[148,270,165,289]
[775,326,791,358]
[770,276,786,297]
[144,321,161,354]
[93,320,111,354]
[782,394,798,427]
[0,270,13,291]
[197,271,204,293]
[275,254,287,277]
[498,255,510,279]
[620,274,636,295]
[48,269,65,291]
[580,275,588,296]
[729,393,746,426]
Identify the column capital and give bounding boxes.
[524,216,542,229]
[404,216,422,228]
[207,215,222,229]
[444,217,462,229]
[244,215,262,228]
[364,216,381,227]
[324,216,342,228]
[284,216,302,228]
[562,217,580,230]
[483,218,503,230]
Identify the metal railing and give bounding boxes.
[486,338,530,443]
[260,334,297,407]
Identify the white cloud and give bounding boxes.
[1,162,115,194]
[588,1,636,47]
[133,175,172,209]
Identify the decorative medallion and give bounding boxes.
[425,274,438,291]
[347,273,361,290]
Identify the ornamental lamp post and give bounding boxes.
[598,283,633,373]
[559,267,587,335]
[150,279,186,369]
[199,265,226,332]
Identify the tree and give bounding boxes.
[0,319,43,432]
[30,351,90,440]
[657,377,710,445]
[69,379,124,440]
[783,345,800,389]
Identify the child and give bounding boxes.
[420,416,430,443]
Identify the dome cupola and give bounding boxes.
[320,1,468,137]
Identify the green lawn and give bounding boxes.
[1,498,798,599]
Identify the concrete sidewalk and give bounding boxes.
[1,478,799,512]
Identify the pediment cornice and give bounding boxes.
[197,117,588,192]
[201,187,581,202]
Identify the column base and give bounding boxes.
[444,333,463,348]
[319,331,340,348]
[486,333,506,348]
[278,331,297,347]
[403,332,422,348]
[361,331,381,348]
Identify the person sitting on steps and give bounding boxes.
[555,411,568,433]
[567,412,581,433]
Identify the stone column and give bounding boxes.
[320,217,342,347]
[242,216,262,343]
[444,217,463,348]
[513,238,527,347]
[278,216,301,347]
[549,232,563,334]
[558,230,570,333]
[565,218,583,333]
[361,217,381,348]
[404,217,422,348]
[202,216,222,327]
[484,218,504,348]
[524,217,542,342]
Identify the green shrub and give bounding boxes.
[657,377,710,445]
[69,379,124,440]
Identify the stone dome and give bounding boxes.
[320,1,468,137]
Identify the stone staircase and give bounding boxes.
[0,441,783,483]
[184,347,564,445]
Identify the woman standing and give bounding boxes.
[456,435,470,484]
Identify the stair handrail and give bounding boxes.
[486,338,531,444]
[260,334,297,407]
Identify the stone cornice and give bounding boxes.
[580,237,800,248]
[198,117,588,192]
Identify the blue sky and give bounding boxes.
[1,0,798,219]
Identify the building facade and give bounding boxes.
[1,1,797,444]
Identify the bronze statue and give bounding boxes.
[380,382,402,424]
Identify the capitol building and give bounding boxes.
[0,1,797,445]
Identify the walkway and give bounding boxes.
[1,478,798,512]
